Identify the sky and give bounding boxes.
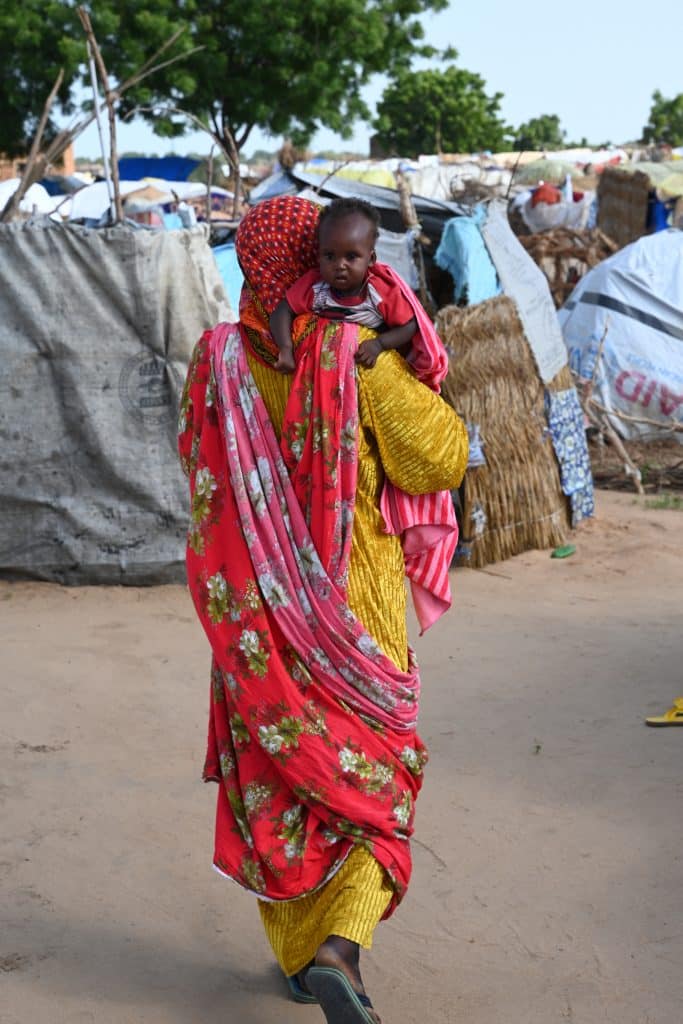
[72,0,683,160]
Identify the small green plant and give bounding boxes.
[645,493,683,511]
[640,461,652,485]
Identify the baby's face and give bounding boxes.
[318,214,376,294]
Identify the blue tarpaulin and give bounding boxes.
[212,242,243,312]
[118,156,200,182]
[435,206,501,306]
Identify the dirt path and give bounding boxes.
[1,490,681,1024]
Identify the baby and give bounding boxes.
[270,197,418,373]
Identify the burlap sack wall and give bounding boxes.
[0,220,233,583]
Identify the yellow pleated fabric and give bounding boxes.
[246,345,468,975]
[258,845,393,976]
[247,348,467,669]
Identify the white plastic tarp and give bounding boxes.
[482,199,568,383]
[0,221,233,582]
[0,177,63,217]
[559,229,683,440]
[519,192,595,233]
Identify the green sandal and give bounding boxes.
[285,969,318,1004]
[306,966,376,1024]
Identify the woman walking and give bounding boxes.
[178,196,468,1023]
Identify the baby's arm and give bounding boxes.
[355,317,417,368]
[269,299,296,373]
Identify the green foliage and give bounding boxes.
[0,0,450,157]
[0,0,83,155]
[514,114,566,152]
[374,62,509,157]
[110,0,450,154]
[644,493,683,511]
[642,90,683,146]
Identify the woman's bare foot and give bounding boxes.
[313,935,381,1023]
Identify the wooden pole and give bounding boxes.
[85,39,115,220]
[206,144,214,226]
[395,168,434,315]
[78,7,123,222]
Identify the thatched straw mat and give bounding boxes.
[438,294,572,568]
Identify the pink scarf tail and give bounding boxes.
[372,264,457,632]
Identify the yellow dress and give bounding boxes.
[247,348,468,976]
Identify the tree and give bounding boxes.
[513,114,566,152]
[0,0,83,156]
[373,63,509,157]
[0,0,450,165]
[642,90,683,146]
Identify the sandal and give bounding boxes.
[285,968,319,1004]
[646,697,683,727]
[305,966,376,1024]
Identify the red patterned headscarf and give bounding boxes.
[235,196,321,362]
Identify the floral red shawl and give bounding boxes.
[178,197,427,910]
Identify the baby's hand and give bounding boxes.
[274,349,296,374]
[354,338,383,368]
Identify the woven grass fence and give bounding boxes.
[437,295,572,568]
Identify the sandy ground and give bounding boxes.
[2,490,682,1024]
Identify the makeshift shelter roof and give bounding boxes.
[38,175,87,196]
[0,178,63,217]
[513,159,580,185]
[118,156,200,181]
[613,160,680,186]
[249,167,465,243]
[66,179,232,221]
[657,172,683,201]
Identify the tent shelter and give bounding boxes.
[560,228,683,441]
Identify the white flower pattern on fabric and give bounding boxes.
[357,633,382,661]
[195,466,218,497]
[400,746,420,772]
[298,539,326,579]
[256,456,275,502]
[245,468,267,518]
[393,792,412,829]
[239,629,261,656]
[258,572,290,609]
[339,747,357,773]
[207,573,227,599]
[258,724,284,754]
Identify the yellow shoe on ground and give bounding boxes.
[646,698,683,727]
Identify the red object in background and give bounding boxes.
[531,183,562,207]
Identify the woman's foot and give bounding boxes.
[311,935,381,1023]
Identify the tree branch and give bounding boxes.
[0,69,64,223]
[125,102,246,219]
[4,28,202,218]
